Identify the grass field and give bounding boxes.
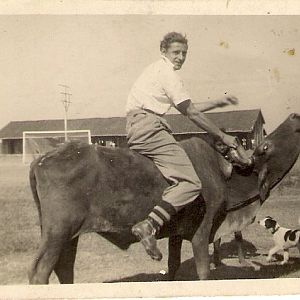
[0,155,300,285]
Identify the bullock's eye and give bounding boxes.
[253,142,270,156]
[256,143,269,156]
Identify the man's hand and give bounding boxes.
[217,95,239,107]
[221,134,239,149]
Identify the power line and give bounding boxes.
[59,84,72,142]
[59,84,72,112]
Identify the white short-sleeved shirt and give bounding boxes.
[126,56,191,115]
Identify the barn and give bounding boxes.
[0,109,265,155]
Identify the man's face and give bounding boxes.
[161,42,188,70]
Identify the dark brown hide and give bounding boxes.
[28,113,300,284]
[257,163,269,201]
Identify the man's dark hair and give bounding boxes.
[160,32,188,51]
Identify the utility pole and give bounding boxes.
[59,84,72,142]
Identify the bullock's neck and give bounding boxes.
[269,154,300,190]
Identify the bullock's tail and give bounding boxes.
[29,160,42,230]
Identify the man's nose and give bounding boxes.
[178,52,184,60]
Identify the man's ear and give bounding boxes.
[161,47,167,55]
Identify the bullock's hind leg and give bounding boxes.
[28,239,49,284]
[168,235,183,280]
[28,232,66,284]
[54,236,79,284]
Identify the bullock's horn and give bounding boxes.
[289,113,300,132]
[290,113,300,119]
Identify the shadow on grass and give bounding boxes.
[105,239,300,282]
[182,257,300,280]
[216,238,260,260]
[105,257,300,282]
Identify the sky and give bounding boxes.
[0,15,299,133]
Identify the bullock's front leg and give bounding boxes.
[235,231,245,264]
[213,238,222,267]
[234,231,260,270]
[168,235,183,280]
[213,232,244,268]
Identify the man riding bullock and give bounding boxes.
[126,32,245,260]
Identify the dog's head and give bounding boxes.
[258,216,278,232]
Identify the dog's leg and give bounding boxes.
[266,246,281,262]
[280,250,289,265]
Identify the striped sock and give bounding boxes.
[149,201,177,228]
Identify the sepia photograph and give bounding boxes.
[0,1,300,298]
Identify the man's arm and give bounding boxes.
[176,99,238,148]
[193,96,238,112]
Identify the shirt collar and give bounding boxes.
[161,55,175,70]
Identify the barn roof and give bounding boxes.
[0,109,264,139]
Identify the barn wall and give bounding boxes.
[252,116,264,148]
[0,140,9,154]
[0,130,259,154]
[91,136,128,148]
[0,139,22,154]
[0,139,4,154]
[234,133,253,150]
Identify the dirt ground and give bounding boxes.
[0,156,300,285]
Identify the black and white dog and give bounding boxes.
[258,216,300,265]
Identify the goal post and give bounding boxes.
[22,130,92,164]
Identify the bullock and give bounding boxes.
[28,113,300,284]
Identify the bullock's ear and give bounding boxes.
[258,164,270,201]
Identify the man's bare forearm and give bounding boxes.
[194,95,238,112]
[176,100,238,148]
[193,100,220,112]
[177,100,224,139]
[188,109,224,140]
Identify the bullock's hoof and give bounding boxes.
[132,220,163,261]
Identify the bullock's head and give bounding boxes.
[252,113,300,201]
